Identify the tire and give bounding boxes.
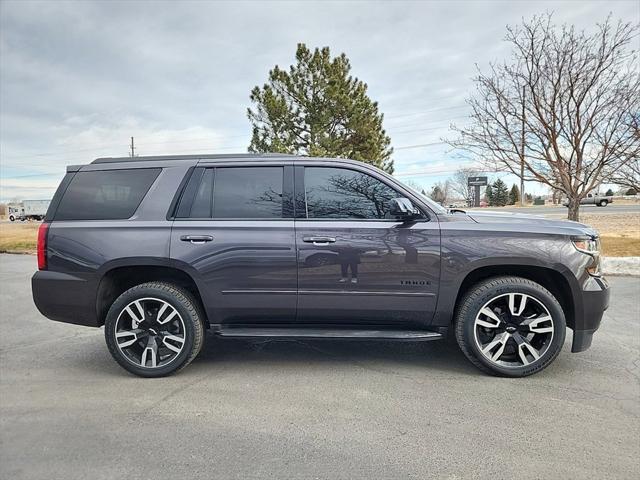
[9,215,14,222]
[599,200,608,207]
[104,282,205,377]
[454,276,566,377]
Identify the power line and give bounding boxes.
[385,116,470,133]
[395,141,448,151]
[385,104,468,120]
[394,163,476,177]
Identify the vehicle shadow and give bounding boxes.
[191,333,479,376]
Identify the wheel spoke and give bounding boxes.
[477,307,501,328]
[522,315,554,334]
[481,332,510,361]
[162,334,185,353]
[508,293,528,317]
[141,337,158,367]
[125,300,145,328]
[156,302,169,322]
[116,329,142,348]
[513,333,541,366]
[157,308,178,325]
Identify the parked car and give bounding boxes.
[563,193,613,207]
[32,154,609,378]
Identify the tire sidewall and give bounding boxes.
[460,280,566,377]
[105,285,198,377]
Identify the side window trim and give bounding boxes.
[174,167,205,219]
[45,172,76,222]
[293,165,306,219]
[282,165,295,219]
[189,168,214,218]
[166,166,196,220]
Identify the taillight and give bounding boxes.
[37,222,49,270]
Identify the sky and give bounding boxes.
[1,0,638,202]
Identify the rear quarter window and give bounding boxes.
[54,168,161,220]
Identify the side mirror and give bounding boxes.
[389,197,421,219]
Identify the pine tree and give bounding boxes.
[247,44,394,173]
[484,184,493,205]
[605,188,614,196]
[492,179,509,206]
[509,184,520,205]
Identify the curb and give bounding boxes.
[602,257,640,276]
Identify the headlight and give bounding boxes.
[572,236,600,255]
[572,235,601,276]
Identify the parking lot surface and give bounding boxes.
[1,254,638,479]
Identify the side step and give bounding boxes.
[215,327,443,342]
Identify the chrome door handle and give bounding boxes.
[302,236,336,245]
[180,235,213,244]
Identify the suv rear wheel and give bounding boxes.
[104,282,204,377]
[455,276,566,377]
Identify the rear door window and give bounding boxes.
[175,166,287,219]
[54,168,161,220]
[213,167,283,219]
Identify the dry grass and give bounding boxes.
[600,236,640,256]
[578,213,639,257]
[579,213,639,237]
[0,222,39,253]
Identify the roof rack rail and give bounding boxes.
[91,153,295,165]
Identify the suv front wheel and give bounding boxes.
[455,276,566,377]
[104,282,204,377]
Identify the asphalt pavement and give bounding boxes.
[471,203,640,216]
[0,254,639,479]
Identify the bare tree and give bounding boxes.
[429,180,451,205]
[607,115,640,191]
[448,14,640,221]
[450,167,482,206]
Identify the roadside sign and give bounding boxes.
[468,176,488,187]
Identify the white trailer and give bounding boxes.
[8,199,51,221]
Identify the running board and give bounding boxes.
[215,327,443,341]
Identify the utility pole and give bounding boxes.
[520,86,525,206]
[129,137,136,157]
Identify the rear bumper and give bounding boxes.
[32,270,99,327]
[571,276,610,353]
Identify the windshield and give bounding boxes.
[404,184,448,214]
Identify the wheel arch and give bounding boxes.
[96,259,208,327]
[438,262,579,330]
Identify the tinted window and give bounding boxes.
[55,168,160,220]
[189,168,213,218]
[304,167,398,219]
[213,167,283,218]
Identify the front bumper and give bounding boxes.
[571,276,610,353]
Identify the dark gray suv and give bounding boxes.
[32,154,610,377]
